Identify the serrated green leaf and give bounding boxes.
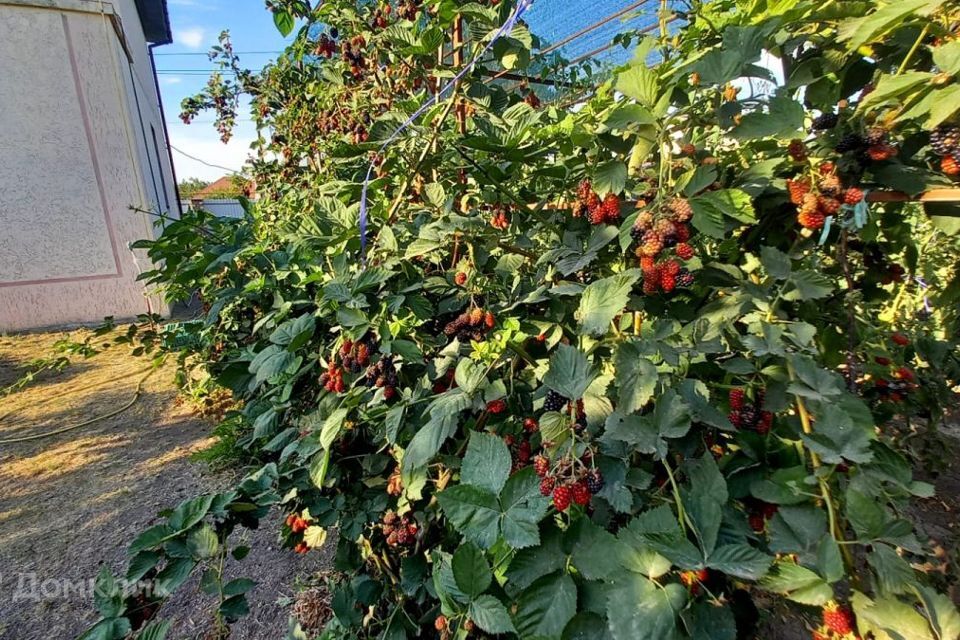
[544,344,596,400]
[607,574,684,640]
[462,431,512,495]
[514,573,578,638]
[615,342,658,414]
[453,543,492,597]
[470,594,517,634]
[579,273,640,336]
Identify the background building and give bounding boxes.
[0,0,178,332]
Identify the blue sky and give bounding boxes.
[157,0,291,181]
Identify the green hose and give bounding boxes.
[0,367,158,446]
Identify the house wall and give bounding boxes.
[0,0,176,332]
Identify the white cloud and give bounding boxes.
[160,76,182,85]
[168,121,257,182]
[177,27,206,50]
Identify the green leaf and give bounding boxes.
[544,345,596,400]
[320,408,348,450]
[760,246,792,280]
[269,314,315,349]
[168,494,214,532]
[273,9,294,36]
[868,545,916,595]
[706,544,772,580]
[801,404,875,464]
[513,573,578,638]
[732,96,804,139]
[858,72,933,113]
[453,543,493,597]
[564,613,614,640]
[615,342,658,414]
[249,345,296,385]
[784,270,833,301]
[616,64,659,107]
[604,104,655,129]
[568,518,629,581]
[579,272,640,336]
[507,526,566,592]
[462,431,512,495]
[605,390,691,459]
[309,448,330,489]
[187,524,220,559]
[759,562,833,605]
[682,456,727,556]
[137,620,172,640]
[852,591,936,640]
[607,574,684,640]
[592,160,628,197]
[691,189,755,237]
[77,618,132,640]
[933,41,960,75]
[838,0,944,52]
[768,505,828,560]
[437,485,502,549]
[693,48,744,85]
[455,358,487,395]
[916,586,960,640]
[500,467,551,549]
[684,601,737,640]
[927,84,960,129]
[223,578,257,597]
[470,594,517,634]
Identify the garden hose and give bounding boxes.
[0,367,158,446]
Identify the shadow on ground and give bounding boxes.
[0,329,328,640]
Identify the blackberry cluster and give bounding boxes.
[930,125,960,175]
[341,336,376,373]
[728,388,773,435]
[834,133,865,153]
[810,112,839,130]
[365,356,398,400]
[503,434,533,471]
[632,198,697,294]
[745,499,778,533]
[319,360,346,393]
[315,33,337,58]
[340,35,369,79]
[543,390,568,412]
[370,4,391,28]
[573,180,621,225]
[396,0,421,19]
[382,511,418,547]
[443,308,495,342]
[788,165,864,231]
[489,204,510,230]
[534,453,604,511]
[524,91,542,109]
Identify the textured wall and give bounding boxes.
[0,2,172,332]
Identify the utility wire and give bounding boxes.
[170,144,243,174]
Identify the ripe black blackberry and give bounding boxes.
[544,390,568,412]
[740,405,759,429]
[931,125,960,156]
[811,112,839,131]
[835,133,865,153]
[677,269,695,288]
[585,469,605,494]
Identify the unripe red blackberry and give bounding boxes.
[866,143,897,161]
[523,417,539,432]
[661,273,677,293]
[818,197,842,215]
[729,388,745,410]
[786,178,810,205]
[822,602,855,636]
[533,455,549,477]
[469,308,484,325]
[572,482,591,506]
[942,155,960,176]
[601,194,621,222]
[662,259,681,277]
[454,272,467,286]
[487,399,507,414]
[553,485,572,511]
[676,243,695,260]
[484,311,495,328]
[843,188,864,204]
[539,476,555,496]
[640,231,664,257]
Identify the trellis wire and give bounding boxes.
[358,0,535,256]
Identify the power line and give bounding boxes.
[154,50,283,56]
[170,144,243,174]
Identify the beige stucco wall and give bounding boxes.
[0,1,174,332]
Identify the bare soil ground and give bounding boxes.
[0,330,329,640]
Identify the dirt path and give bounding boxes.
[0,330,327,640]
